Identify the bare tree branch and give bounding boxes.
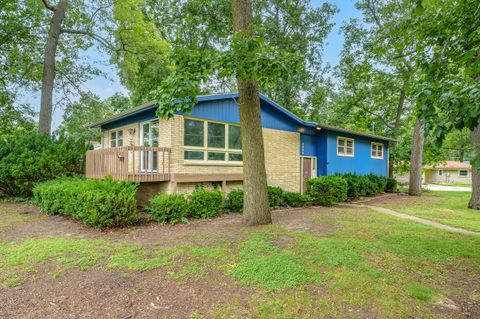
[60,28,117,52]
[42,0,56,12]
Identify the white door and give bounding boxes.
[140,120,159,172]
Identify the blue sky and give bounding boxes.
[32,0,361,130]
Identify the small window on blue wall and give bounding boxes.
[371,142,384,159]
[337,137,354,157]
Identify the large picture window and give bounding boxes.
[110,129,123,147]
[371,142,384,159]
[337,137,354,157]
[184,118,242,162]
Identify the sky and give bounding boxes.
[29,0,361,130]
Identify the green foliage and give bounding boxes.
[307,176,348,206]
[187,188,224,219]
[57,93,132,141]
[0,132,89,198]
[404,284,437,302]
[145,193,188,224]
[338,173,366,200]
[386,177,398,193]
[283,192,311,207]
[224,189,244,212]
[267,186,286,208]
[33,177,138,228]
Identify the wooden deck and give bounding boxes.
[86,146,171,182]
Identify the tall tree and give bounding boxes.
[414,0,480,208]
[38,0,117,133]
[408,119,424,196]
[232,0,270,225]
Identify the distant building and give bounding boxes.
[424,161,471,184]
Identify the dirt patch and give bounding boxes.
[0,267,254,319]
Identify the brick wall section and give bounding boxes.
[262,128,301,192]
[100,115,301,194]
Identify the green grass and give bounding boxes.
[380,191,480,232]
[432,182,471,188]
[2,202,480,318]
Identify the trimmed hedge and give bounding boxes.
[267,186,286,208]
[33,177,138,228]
[224,189,244,212]
[145,193,188,224]
[386,177,398,193]
[307,176,348,206]
[187,188,224,219]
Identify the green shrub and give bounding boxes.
[224,189,244,212]
[386,177,398,193]
[0,132,89,198]
[284,192,311,207]
[339,173,366,200]
[33,177,138,228]
[267,186,286,208]
[307,176,348,206]
[145,193,188,224]
[187,188,224,219]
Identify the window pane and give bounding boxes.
[117,130,123,139]
[346,147,353,155]
[346,140,353,148]
[371,148,376,157]
[143,123,150,146]
[117,139,123,147]
[338,146,345,154]
[208,122,225,148]
[184,119,204,147]
[111,140,116,148]
[229,153,243,161]
[111,131,116,140]
[151,121,159,147]
[459,170,468,176]
[208,152,225,161]
[184,150,204,160]
[228,125,242,149]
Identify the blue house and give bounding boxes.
[87,93,393,201]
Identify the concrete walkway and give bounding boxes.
[424,184,471,192]
[346,203,480,236]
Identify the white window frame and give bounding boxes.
[438,170,443,176]
[371,142,384,159]
[140,120,160,172]
[458,169,469,177]
[336,136,354,157]
[183,117,243,164]
[110,129,124,148]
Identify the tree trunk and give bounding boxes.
[468,119,480,209]
[38,0,68,134]
[409,118,424,196]
[389,87,406,177]
[232,0,271,225]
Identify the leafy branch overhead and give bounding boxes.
[152,31,302,118]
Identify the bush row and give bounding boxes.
[146,186,312,224]
[33,177,138,228]
[0,132,89,198]
[307,174,397,206]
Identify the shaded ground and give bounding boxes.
[1,199,480,318]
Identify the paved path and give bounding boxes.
[345,203,480,236]
[424,184,471,192]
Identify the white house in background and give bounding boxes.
[424,161,472,184]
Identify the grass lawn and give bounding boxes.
[433,183,471,188]
[372,191,480,232]
[1,201,480,318]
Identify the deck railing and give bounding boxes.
[86,146,171,182]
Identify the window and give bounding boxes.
[110,130,123,147]
[371,142,384,159]
[337,137,354,157]
[459,169,469,177]
[184,118,242,162]
[438,170,443,176]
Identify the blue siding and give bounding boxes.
[325,131,388,176]
[100,94,389,177]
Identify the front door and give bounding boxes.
[301,157,316,193]
[140,120,159,172]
